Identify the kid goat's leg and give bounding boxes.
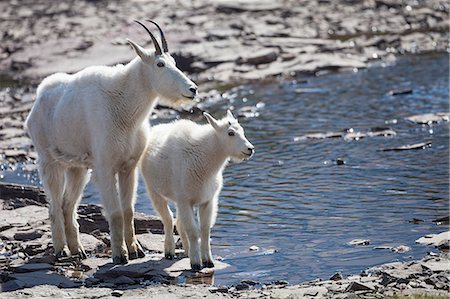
[176,210,190,257]
[63,167,89,258]
[148,191,175,259]
[199,199,217,268]
[39,159,68,258]
[96,168,128,264]
[118,165,144,260]
[177,201,201,271]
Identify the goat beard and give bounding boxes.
[157,96,192,108]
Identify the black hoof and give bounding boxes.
[112,255,128,265]
[55,249,69,259]
[77,250,87,260]
[165,253,174,260]
[129,246,145,260]
[203,260,215,268]
[191,263,202,271]
[136,246,145,258]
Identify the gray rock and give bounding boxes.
[416,231,450,248]
[344,281,374,292]
[11,270,78,290]
[406,112,449,124]
[111,290,124,297]
[237,49,279,65]
[330,272,343,281]
[11,263,53,273]
[347,239,370,246]
[381,141,432,152]
[110,275,137,285]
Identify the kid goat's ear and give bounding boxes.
[204,112,220,130]
[227,109,236,121]
[127,39,149,62]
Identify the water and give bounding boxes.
[1,53,449,285]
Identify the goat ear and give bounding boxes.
[227,109,236,121]
[204,112,220,130]
[127,39,149,61]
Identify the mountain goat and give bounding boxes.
[140,110,254,270]
[25,20,198,264]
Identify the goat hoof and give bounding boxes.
[136,246,145,258]
[129,251,138,260]
[112,255,128,265]
[55,248,70,259]
[129,250,145,260]
[191,263,202,272]
[203,260,215,268]
[165,253,174,260]
[77,250,87,260]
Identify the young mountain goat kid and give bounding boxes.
[25,20,198,264]
[140,110,254,270]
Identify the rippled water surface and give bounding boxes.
[2,54,449,285]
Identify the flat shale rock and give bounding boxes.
[416,231,450,247]
[8,270,78,290]
[406,112,449,124]
[0,205,48,228]
[381,141,432,152]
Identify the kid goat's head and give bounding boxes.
[204,110,254,162]
[127,20,198,105]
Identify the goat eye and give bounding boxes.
[157,61,165,67]
[228,131,235,137]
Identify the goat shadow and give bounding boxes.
[1,253,228,292]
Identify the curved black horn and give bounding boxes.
[134,20,162,55]
[146,20,168,52]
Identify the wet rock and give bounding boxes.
[389,88,413,96]
[416,231,449,248]
[381,141,432,152]
[432,216,449,225]
[392,245,410,253]
[348,239,370,246]
[367,128,396,137]
[406,112,449,124]
[249,245,259,251]
[409,218,424,224]
[336,158,345,166]
[294,132,343,140]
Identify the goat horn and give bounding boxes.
[134,20,162,55]
[146,20,168,52]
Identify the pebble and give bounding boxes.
[249,245,259,251]
[348,239,370,246]
[111,290,124,297]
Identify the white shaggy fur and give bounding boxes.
[140,110,254,270]
[25,23,197,264]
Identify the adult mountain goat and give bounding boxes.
[25,20,198,264]
[140,110,254,270]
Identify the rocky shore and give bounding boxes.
[0,182,449,298]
